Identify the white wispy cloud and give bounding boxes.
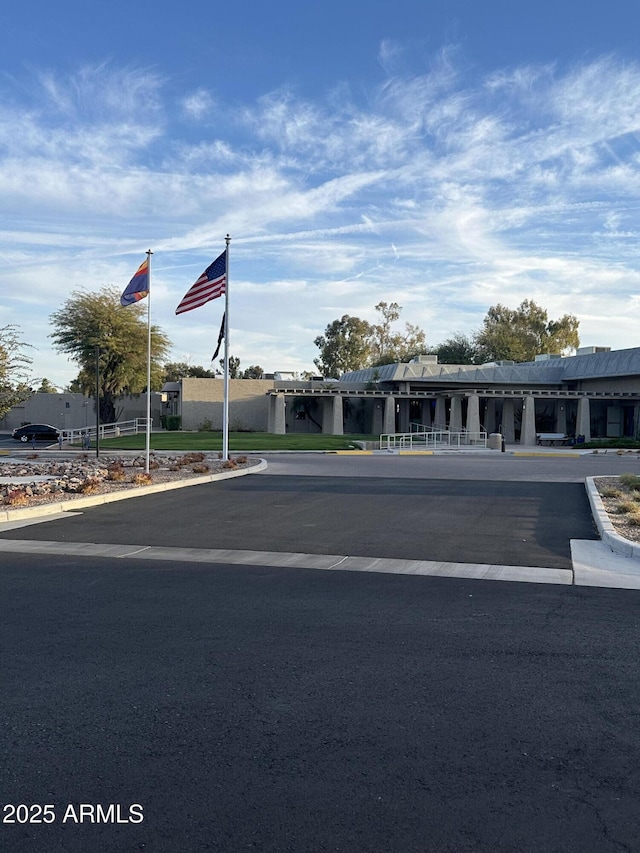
[2,49,640,384]
[181,88,215,120]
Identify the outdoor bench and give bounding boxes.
[536,433,570,446]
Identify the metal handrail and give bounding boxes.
[61,418,150,443]
[380,429,488,450]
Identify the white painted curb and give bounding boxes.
[586,477,640,560]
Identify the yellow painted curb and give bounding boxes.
[399,450,434,456]
[330,450,373,455]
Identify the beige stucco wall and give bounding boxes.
[1,392,91,431]
[1,392,165,431]
[181,378,273,431]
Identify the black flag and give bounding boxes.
[212,313,225,361]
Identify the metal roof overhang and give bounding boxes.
[266,387,640,399]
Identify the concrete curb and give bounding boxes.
[0,459,267,523]
[585,476,640,560]
[513,452,581,458]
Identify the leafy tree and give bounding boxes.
[433,333,479,365]
[241,365,264,379]
[163,362,216,382]
[215,357,262,379]
[36,378,59,393]
[314,315,374,377]
[65,377,85,393]
[50,287,171,423]
[369,302,427,366]
[474,299,580,363]
[291,397,322,429]
[219,355,241,378]
[0,325,33,420]
[314,303,428,375]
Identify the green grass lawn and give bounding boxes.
[88,432,379,452]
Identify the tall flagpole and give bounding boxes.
[222,235,231,461]
[145,249,153,474]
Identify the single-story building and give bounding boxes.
[164,345,640,445]
[5,346,639,446]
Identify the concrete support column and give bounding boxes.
[466,394,480,434]
[332,395,344,435]
[484,399,497,433]
[449,396,463,431]
[434,398,446,430]
[501,399,515,443]
[576,397,591,442]
[269,394,286,435]
[555,400,567,435]
[383,396,396,434]
[521,396,537,446]
[322,395,343,435]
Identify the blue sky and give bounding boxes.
[2,0,640,386]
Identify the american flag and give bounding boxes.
[175,250,227,315]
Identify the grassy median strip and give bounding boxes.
[85,432,379,452]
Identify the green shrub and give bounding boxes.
[580,438,640,449]
[165,415,182,431]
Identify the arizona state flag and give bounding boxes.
[121,258,150,306]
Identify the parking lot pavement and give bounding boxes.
[2,453,639,586]
[0,474,597,570]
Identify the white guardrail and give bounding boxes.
[380,429,488,450]
[62,418,150,443]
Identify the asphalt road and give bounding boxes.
[2,453,639,852]
[2,552,640,853]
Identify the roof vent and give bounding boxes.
[576,346,611,355]
[409,354,438,364]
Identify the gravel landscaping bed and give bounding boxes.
[0,452,260,509]
[595,475,640,545]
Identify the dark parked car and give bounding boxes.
[12,423,60,443]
